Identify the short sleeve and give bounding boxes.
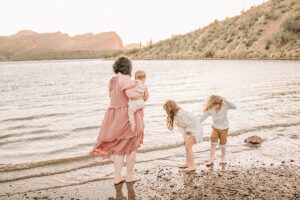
[118,75,135,91]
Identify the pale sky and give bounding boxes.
[1,0,266,45]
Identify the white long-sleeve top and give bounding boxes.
[175,109,203,136]
[199,99,237,130]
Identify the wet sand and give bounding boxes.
[2,145,299,200]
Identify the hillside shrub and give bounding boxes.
[282,13,300,32]
[264,10,279,20]
[273,31,292,46]
[265,39,272,50]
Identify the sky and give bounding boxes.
[0,0,266,45]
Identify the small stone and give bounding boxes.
[244,136,263,144]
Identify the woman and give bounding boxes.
[91,57,148,184]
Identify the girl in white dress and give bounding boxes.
[163,100,203,172]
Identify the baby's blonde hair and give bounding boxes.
[163,100,180,131]
[135,70,146,80]
[204,95,224,112]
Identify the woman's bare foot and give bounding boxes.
[181,166,196,172]
[125,175,141,183]
[179,163,188,168]
[114,177,125,185]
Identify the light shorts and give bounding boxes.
[128,99,145,112]
[211,126,228,145]
[182,131,203,143]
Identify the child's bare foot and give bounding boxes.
[114,177,125,185]
[180,166,196,172]
[220,159,227,165]
[125,174,141,183]
[179,163,188,168]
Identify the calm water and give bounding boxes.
[0,59,300,196]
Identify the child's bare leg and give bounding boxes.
[128,107,136,131]
[179,142,189,168]
[206,143,217,166]
[140,108,144,118]
[182,136,196,172]
[220,145,226,164]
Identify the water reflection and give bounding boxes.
[108,182,136,200]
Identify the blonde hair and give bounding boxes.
[135,70,146,80]
[204,95,224,112]
[163,100,180,131]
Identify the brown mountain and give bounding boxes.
[0,30,124,61]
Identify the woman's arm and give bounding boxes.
[118,75,143,99]
[125,89,144,99]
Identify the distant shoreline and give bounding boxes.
[1,57,300,63]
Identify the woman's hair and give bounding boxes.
[113,56,132,76]
[135,70,146,80]
[204,95,223,112]
[163,100,180,131]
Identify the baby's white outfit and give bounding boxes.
[175,109,203,143]
[128,82,147,112]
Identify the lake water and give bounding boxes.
[0,59,300,196]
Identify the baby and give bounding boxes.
[125,70,148,131]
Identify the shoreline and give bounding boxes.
[2,141,299,200]
[1,57,300,63]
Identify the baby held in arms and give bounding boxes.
[123,70,148,131]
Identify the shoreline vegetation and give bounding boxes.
[0,0,299,62]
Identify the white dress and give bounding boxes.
[175,109,203,143]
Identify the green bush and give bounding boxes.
[282,13,300,32]
[273,31,292,46]
[204,50,214,58]
[264,10,279,20]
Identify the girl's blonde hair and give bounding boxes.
[163,100,180,131]
[204,95,224,112]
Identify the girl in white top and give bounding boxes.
[199,95,237,166]
[164,100,203,172]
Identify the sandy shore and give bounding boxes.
[2,146,299,200]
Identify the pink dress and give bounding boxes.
[91,75,144,158]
